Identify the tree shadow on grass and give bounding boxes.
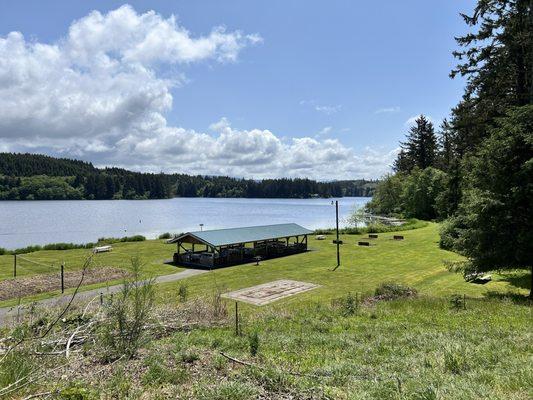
[495,270,531,290]
[483,290,531,306]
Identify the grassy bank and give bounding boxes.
[0,223,531,399]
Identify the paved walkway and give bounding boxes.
[0,269,207,326]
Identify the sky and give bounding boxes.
[0,0,475,180]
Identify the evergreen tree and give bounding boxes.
[394,115,438,173]
[440,106,533,296]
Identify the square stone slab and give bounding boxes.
[222,279,320,305]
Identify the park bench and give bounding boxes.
[393,235,404,240]
[332,240,343,244]
[368,234,378,239]
[358,241,370,246]
[93,245,112,253]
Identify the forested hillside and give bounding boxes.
[367,0,532,294]
[0,153,377,200]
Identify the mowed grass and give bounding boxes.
[0,223,529,308]
[156,223,529,306]
[0,240,183,307]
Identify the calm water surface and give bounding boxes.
[0,197,369,249]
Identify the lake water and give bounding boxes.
[0,197,370,249]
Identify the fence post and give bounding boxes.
[61,263,65,293]
[463,294,466,310]
[235,301,239,336]
[13,254,16,278]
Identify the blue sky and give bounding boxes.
[0,1,474,179]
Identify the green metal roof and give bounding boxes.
[170,223,313,247]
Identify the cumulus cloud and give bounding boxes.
[0,5,395,179]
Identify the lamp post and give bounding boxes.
[199,223,204,231]
[335,200,340,269]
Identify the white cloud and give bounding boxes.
[314,104,341,115]
[300,100,341,115]
[375,106,400,114]
[316,126,333,137]
[0,5,395,180]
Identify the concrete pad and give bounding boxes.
[222,279,320,306]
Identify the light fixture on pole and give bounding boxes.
[199,223,204,231]
[332,200,341,271]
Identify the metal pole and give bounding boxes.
[13,254,16,278]
[61,263,65,293]
[336,200,340,267]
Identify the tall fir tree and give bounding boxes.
[394,115,438,173]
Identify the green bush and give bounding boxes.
[374,283,417,300]
[178,283,188,303]
[98,257,154,361]
[248,331,260,357]
[314,219,428,236]
[158,232,172,239]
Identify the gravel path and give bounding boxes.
[0,268,207,326]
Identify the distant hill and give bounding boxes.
[0,152,378,200]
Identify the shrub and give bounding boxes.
[178,283,188,303]
[98,256,154,361]
[374,283,417,300]
[158,232,172,239]
[179,348,200,364]
[338,292,359,316]
[248,331,260,357]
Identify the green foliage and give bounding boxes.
[394,115,438,173]
[442,106,533,279]
[98,256,155,361]
[337,292,360,316]
[365,173,404,215]
[1,153,378,200]
[142,355,187,386]
[374,283,418,300]
[248,331,260,357]
[367,167,448,220]
[1,235,146,255]
[178,282,188,303]
[402,167,448,220]
[0,349,34,391]
[96,235,146,244]
[158,232,172,239]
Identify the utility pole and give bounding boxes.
[13,254,17,278]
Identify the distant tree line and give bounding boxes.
[366,0,532,295]
[0,153,377,200]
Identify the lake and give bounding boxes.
[0,197,370,249]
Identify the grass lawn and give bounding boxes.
[156,222,529,306]
[0,223,529,308]
[0,239,183,307]
[1,222,531,399]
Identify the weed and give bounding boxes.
[248,331,260,357]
